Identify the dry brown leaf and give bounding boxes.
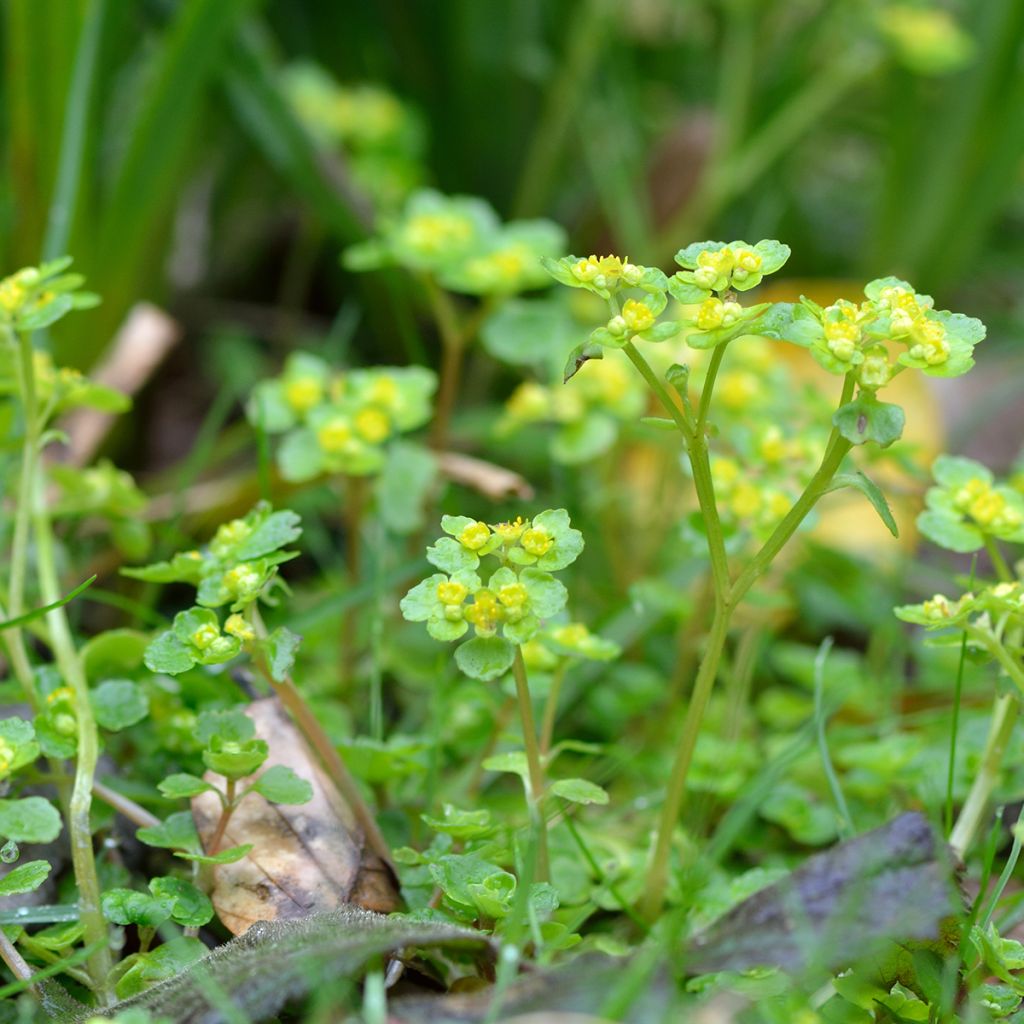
[192,698,400,935]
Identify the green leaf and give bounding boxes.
[233,509,302,560]
[203,737,269,780]
[826,472,899,537]
[550,413,618,465]
[143,630,195,675]
[174,844,253,865]
[374,442,438,536]
[550,778,609,805]
[426,537,478,574]
[832,395,906,448]
[562,340,603,384]
[455,636,516,681]
[149,877,214,928]
[101,888,174,928]
[917,510,984,553]
[249,765,313,805]
[482,751,529,781]
[114,937,207,1000]
[264,626,301,683]
[158,773,217,800]
[0,717,39,777]
[136,811,201,853]
[276,428,324,483]
[196,707,256,745]
[92,678,149,731]
[0,797,62,843]
[480,297,576,369]
[0,575,96,632]
[421,805,494,841]
[0,860,51,897]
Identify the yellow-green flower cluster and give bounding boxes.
[0,257,98,333]
[281,63,424,209]
[401,510,585,681]
[499,350,645,464]
[918,455,1024,553]
[877,5,973,76]
[896,581,1024,632]
[783,277,984,387]
[248,351,436,481]
[344,190,566,295]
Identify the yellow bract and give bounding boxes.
[497,582,528,612]
[907,318,950,365]
[494,516,526,543]
[464,590,501,634]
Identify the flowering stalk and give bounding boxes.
[12,328,112,999]
[512,647,550,882]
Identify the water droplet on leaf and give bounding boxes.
[1,840,20,863]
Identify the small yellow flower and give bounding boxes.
[953,477,988,511]
[859,346,892,389]
[506,382,551,422]
[464,590,501,635]
[968,489,1008,529]
[730,482,762,519]
[225,563,260,594]
[521,526,553,557]
[212,519,250,554]
[224,614,255,642]
[354,407,391,443]
[317,416,354,454]
[923,594,953,620]
[497,582,528,612]
[907,318,949,365]
[191,623,221,650]
[621,298,655,333]
[437,579,469,606]
[733,247,762,273]
[494,516,526,543]
[717,371,760,410]
[696,298,725,331]
[284,376,323,414]
[458,521,491,551]
[551,622,589,647]
[46,686,75,706]
[403,211,474,255]
[758,426,787,463]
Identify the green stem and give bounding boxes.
[984,535,1012,583]
[730,436,853,607]
[512,647,550,883]
[17,333,111,998]
[621,339,693,436]
[425,277,465,451]
[539,665,567,757]
[641,600,732,920]
[6,326,39,708]
[206,779,237,855]
[950,694,1019,862]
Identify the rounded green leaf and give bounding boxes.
[0,859,51,897]
[249,764,314,805]
[149,876,214,928]
[92,679,149,731]
[0,797,62,843]
[158,773,216,799]
[455,636,516,681]
[832,395,905,448]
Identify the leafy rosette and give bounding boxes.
[918,455,1024,553]
[249,359,436,483]
[402,509,584,681]
[670,239,790,301]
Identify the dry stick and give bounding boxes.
[246,608,393,868]
[91,780,160,830]
[0,929,35,986]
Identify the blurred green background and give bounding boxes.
[2,0,1022,444]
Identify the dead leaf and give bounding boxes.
[191,699,400,934]
[437,451,535,501]
[68,906,489,1024]
[687,812,959,976]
